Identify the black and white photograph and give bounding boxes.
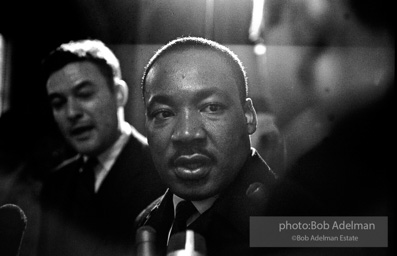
[1,1,394,255]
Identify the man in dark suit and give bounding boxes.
[135,37,277,256]
[38,39,166,256]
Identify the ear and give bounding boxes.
[244,98,257,135]
[114,79,128,107]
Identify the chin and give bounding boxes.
[73,144,98,156]
[172,185,215,201]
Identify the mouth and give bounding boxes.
[173,154,212,181]
[69,125,94,140]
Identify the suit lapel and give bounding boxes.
[97,135,133,196]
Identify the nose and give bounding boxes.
[65,98,83,120]
[171,110,205,143]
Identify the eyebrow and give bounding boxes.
[72,81,95,91]
[146,94,173,111]
[146,87,230,109]
[47,81,94,100]
[47,92,62,102]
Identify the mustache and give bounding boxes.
[169,147,215,165]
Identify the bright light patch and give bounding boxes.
[254,43,267,55]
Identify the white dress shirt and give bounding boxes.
[80,121,132,192]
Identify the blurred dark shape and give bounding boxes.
[258,1,395,255]
[0,204,27,256]
[348,0,394,34]
[250,112,286,175]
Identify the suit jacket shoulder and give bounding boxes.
[39,127,166,255]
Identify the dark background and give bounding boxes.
[0,0,394,175]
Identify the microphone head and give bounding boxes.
[135,226,157,256]
[246,182,268,213]
[0,204,27,256]
[246,182,266,201]
[167,230,206,256]
[136,225,157,244]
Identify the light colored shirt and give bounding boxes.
[81,121,132,192]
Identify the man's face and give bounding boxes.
[144,49,256,200]
[47,61,121,156]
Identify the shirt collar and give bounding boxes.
[172,194,218,216]
[96,121,131,171]
[80,121,131,191]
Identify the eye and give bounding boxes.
[151,109,175,120]
[77,88,95,99]
[50,97,66,110]
[202,103,224,114]
[74,82,96,99]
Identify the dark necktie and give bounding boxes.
[170,201,197,236]
[79,157,98,195]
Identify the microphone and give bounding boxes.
[166,230,207,256]
[246,182,268,213]
[136,226,157,256]
[246,182,266,202]
[0,204,27,256]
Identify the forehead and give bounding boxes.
[46,61,104,90]
[146,49,239,96]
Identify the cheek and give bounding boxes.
[147,129,170,154]
[211,128,231,147]
[92,99,118,124]
[209,117,250,174]
[209,114,247,146]
[53,112,68,130]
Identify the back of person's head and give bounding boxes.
[42,39,122,90]
[141,36,248,104]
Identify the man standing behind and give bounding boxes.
[39,39,165,256]
[136,37,276,256]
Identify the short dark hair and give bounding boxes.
[41,39,121,90]
[141,36,248,104]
